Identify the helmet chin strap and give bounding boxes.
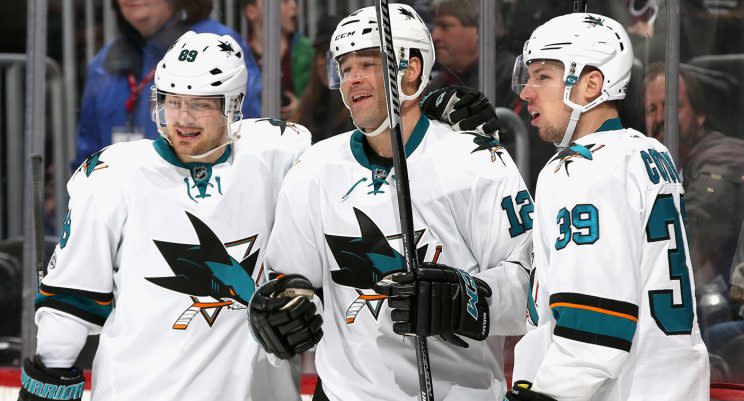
[555,85,608,148]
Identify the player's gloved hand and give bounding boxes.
[248,274,322,359]
[504,381,558,401]
[420,85,500,137]
[18,356,84,401]
[373,263,492,348]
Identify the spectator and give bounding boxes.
[297,15,352,143]
[243,0,313,121]
[644,62,744,288]
[428,0,516,108]
[74,0,260,167]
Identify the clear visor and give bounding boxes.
[511,55,566,95]
[151,89,227,128]
[326,49,383,89]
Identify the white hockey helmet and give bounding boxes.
[152,31,247,158]
[328,4,435,136]
[513,13,634,147]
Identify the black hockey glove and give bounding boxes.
[504,381,558,401]
[18,356,84,401]
[373,263,492,348]
[248,274,323,359]
[421,85,500,137]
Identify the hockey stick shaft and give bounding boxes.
[574,0,589,12]
[31,154,45,287]
[373,1,434,400]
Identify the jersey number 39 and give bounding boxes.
[646,194,694,335]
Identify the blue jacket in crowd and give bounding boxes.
[75,18,261,166]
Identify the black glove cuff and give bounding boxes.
[19,356,84,401]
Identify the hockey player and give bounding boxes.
[19,31,311,401]
[504,13,710,401]
[248,4,532,401]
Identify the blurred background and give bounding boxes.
[0,0,743,399]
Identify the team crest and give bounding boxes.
[256,118,306,136]
[78,149,108,177]
[551,143,604,175]
[326,208,442,324]
[146,212,261,330]
[464,132,506,165]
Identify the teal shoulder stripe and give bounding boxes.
[35,292,112,326]
[552,305,636,347]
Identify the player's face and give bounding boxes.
[162,94,227,161]
[519,61,571,143]
[118,0,174,37]
[431,15,478,71]
[338,51,388,131]
[644,74,702,146]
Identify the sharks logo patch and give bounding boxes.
[256,118,306,136]
[464,132,506,165]
[146,212,261,330]
[78,149,108,177]
[551,143,604,176]
[326,208,442,324]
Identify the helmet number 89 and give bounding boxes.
[178,49,199,62]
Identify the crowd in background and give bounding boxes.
[0,0,743,389]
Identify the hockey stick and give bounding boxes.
[373,1,434,400]
[31,154,46,287]
[574,0,589,12]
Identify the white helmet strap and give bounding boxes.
[555,80,611,148]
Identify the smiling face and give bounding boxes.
[161,94,228,162]
[519,60,571,143]
[338,50,388,132]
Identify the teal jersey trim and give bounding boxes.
[596,117,623,133]
[154,137,230,200]
[349,114,430,171]
[551,305,637,351]
[153,137,232,169]
[35,291,113,326]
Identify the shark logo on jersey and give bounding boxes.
[325,208,437,323]
[146,212,261,330]
[255,118,306,136]
[78,149,108,177]
[551,143,605,175]
[464,132,506,165]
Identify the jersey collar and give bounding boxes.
[596,117,623,133]
[153,137,232,169]
[349,114,430,171]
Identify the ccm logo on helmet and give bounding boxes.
[334,32,355,40]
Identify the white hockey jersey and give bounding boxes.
[513,119,710,401]
[265,116,532,401]
[36,119,310,401]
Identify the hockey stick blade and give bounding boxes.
[373,1,434,400]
